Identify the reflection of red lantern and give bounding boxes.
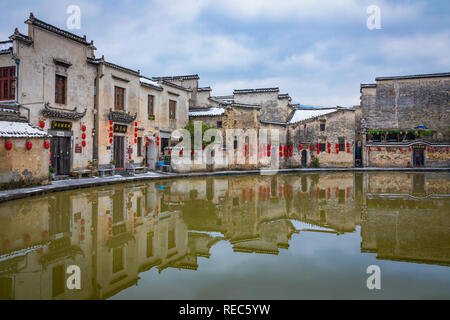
[5,141,12,150]
[39,120,45,128]
[3,240,10,250]
[26,141,32,150]
[82,133,86,139]
[24,234,31,245]
[42,231,49,240]
[44,141,50,149]
[81,125,86,132]
[82,141,86,147]
[267,151,271,157]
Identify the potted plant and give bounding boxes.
[49,166,56,180]
[88,160,96,171]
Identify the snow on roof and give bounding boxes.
[140,77,162,89]
[189,107,225,117]
[0,41,12,52]
[289,108,338,124]
[0,121,50,138]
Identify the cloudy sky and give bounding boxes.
[1,0,449,106]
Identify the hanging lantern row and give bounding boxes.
[4,140,36,150]
[146,136,150,147]
[134,121,138,144]
[109,120,113,145]
[81,124,87,148]
[368,146,449,153]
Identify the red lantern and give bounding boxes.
[44,141,50,149]
[109,126,113,131]
[109,132,113,137]
[135,127,138,132]
[82,141,86,147]
[5,141,12,150]
[434,148,438,152]
[284,145,288,151]
[299,145,303,150]
[267,144,271,151]
[39,120,45,128]
[346,142,350,148]
[134,139,137,144]
[378,147,381,151]
[327,142,331,148]
[335,144,339,149]
[81,125,86,132]
[279,152,283,157]
[146,141,149,147]
[289,145,292,152]
[447,148,449,152]
[135,122,138,127]
[109,138,113,144]
[317,149,320,155]
[109,120,113,125]
[369,148,372,152]
[284,152,288,157]
[179,150,183,156]
[168,150,171,156]
[82,133,86,139]
[267,151,271,157]
[279,146,282,152]
[399,148,403,152]
[336,149,339,154]
[388,148,392,152]
[289,152,292,157]
[26,141,32,150]
[409,147,412,152]
[347,148,350,153]
[309,145,313,151]
[328,149,331,154]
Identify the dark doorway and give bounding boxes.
[51,137,71,175]
[413,147,425,167]
[301,150,307,167]
[355,141,362,167]
[114,136,125,169]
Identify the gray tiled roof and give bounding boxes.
[234,88,279,94]
[375,72,450,81]
[25,13,91,46]
[152,74,200,81]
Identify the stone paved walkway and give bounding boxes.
[0,167,448,203]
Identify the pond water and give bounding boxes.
[0,172,449,300]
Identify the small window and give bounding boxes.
[234,138,238,149]
[217,121,222,128]
[168,229,176,249]
[319,143,326,152]
[114,86,125,110]
[320,123,325,131]
[148,95,154,116]
[112,247,124,273]
[169,100,176,119]
[52,265,65,297]
[0,66,16,101]
[55,74,66,104]
[146,232,154,257]
[338,137,345,151]
[137,137,142,156]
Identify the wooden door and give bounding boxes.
[51,137,71,175]
[114,136,125,169]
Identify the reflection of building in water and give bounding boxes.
[0,172,449,299]
[361,173,450,266]
[0,191,94,299]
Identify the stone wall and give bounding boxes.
[0,138,49,187]
[362,77,450,141]
[287,109,356,168]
